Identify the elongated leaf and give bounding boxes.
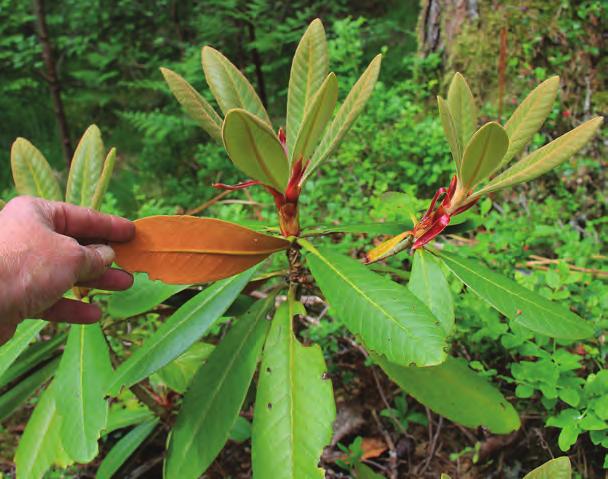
[501,76,560,167]
[355,463,385,479]
[0,357,58,422]
[437,96,462,175]
[303,221,410,236]
[523,457,571,479]
[365,231,411,264]
[165,296,274,479]
[105,407,154,435]
[97,418,159,479]
[14,382,72,479]
[252,300,335,479]
[447,72,477,148]
[54,323,113,462]
[460,122,509,190]
[10,138,62,200]
[437,250,593,339]
[112,215,289,285]
[107,272,189,318]
[291,73,338,165]
[0,319,45,380]
[473,117,603,198]
[305,54,382,180]
[202,46,270,124]
[66,125,105,207]
[409,249,454,335]
[373,354,520,434]
[107,267,256,395]
[222,109,289,190]
[286,18,329,154]
[155,342,215,393]
[91,147,116,210]
[300,240,446,366]
[160,67,222,141]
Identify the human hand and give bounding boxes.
[0,196,135,344]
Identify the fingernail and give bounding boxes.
[92,244,115,265]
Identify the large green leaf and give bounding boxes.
[14,382,72,479]
[10,138,62,200]
[107,272,189,319]
[501,76,560,167]
[447,72,477,148]
[105,406,154,435]
[473,116,603,198]
[305,54,382,180]
[252,300,335,479]
[373,354,520,434]
[300,240,446,366]
[286,18,329,155]
[0,320,45,380]
[54,323,113,462]
[202,46,270,124]
[291,73,338,165]
[160,67,223,141]
[154,342,215,393]
[165,296,274,479]
[65,125,105,207]
[408,249,454,335]
[97,418,159,479]
[223,108,289,191]
[523,457,571,479]
[460,122,509,190]
[107,267,256,396]
[437,95,462,176]
[437,250,593,339]
[91,147,116,210]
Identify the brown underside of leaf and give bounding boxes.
[112,215,290,284]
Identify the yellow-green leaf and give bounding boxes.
[65,125,105,207]
[202,46,270,125]
[501,76,560,167]
[473,116,603,198]
[10,138,62,201]
[460,122,509,190]
[447,72,477,147]
[223,108,289,190]
[160,67,222,141]
[286,18,329,155]
[305,54,382,180]
[523,457,571,479]
[91,147,116,210]
[437,95,463,176]
[291,72,338,165]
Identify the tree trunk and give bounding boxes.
[33,0,73,166]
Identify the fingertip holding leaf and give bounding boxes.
[112,216,290,285]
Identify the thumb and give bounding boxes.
[77,244,115,282]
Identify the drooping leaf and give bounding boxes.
[373,354,520,434]
[65,125,105,207]
[305,54,382,180]
[291,73,338,165]
[107,267,256,396]
[409,249,454,335]
[0,320,45,380]
[91,147,116,210]
[447,72,477,148]
[501,76,560,167]
[300,240,446,366]
[473,116,603,198]
[222,108,289,190]
[10,138,62,200]
[354,462,385,479]
[252,300,335,479]
[14,382,72,479]
[202,46,270,124]
[165,296,274,479]
[437,96,462,175]
[107,272,189,319]
[437,250,593,339]
[54,323,113,462]
[154,342,215,393]
[112,216,289,285]
[286,18,329,154]
[97,418,159,479]
[460,122,509,190]
[160,67,222,141]
[523,457,571,479]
